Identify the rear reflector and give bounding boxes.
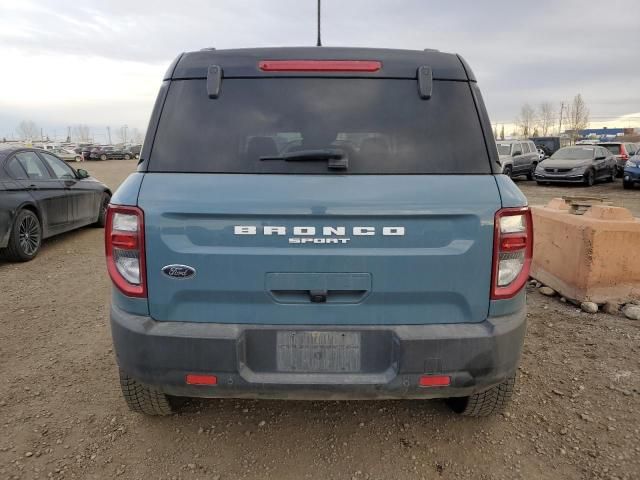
[259,60,381,72]
[185,374,218,386]
[419,375,451,387]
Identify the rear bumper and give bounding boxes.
[110,304,526,400]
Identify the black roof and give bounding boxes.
[165,47,475,81]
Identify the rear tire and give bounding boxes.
[119,370,174,416]
[447,374,516,417]
[100,154,107,161]
[527,163,537,180]
[606,167,616,182]
[2,209,42,262]
[94,193,111,227]
[75,156,82,162]
[503,165,512,178]
[124,154,131,160]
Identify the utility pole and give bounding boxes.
[107,126,112,145]
[316,0,322,46]
[558,102,565,135]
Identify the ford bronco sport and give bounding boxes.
[106,47,532,417]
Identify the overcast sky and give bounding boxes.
[1,0,639,141]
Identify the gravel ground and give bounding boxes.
[0,160,638,480]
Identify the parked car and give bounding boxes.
[50,147,83,162]
[126,144,142,159]
[623,152,640,189]
[530,136,571,157]
[495,139,539,179]
[534,145,616,186]
[81,145,95,160]
[90,146,133,161]
[106,47,532,417]
[0,146,111,261]
[597,142,637,177]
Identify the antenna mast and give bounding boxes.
[316,0,322,46]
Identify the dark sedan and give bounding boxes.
[534,145,617,186]
[89,146,132,161]
[0,146,111,261]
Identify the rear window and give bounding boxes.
[148,78,491,174]
[600,144,621,155]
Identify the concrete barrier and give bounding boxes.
[531,198,640,304]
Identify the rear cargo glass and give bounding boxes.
[148,78,490,174]
[601,144,621,155]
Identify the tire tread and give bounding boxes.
[119,370,173,416]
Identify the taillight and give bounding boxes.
[491,207,533,300]
[105,205,146,298]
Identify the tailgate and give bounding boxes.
[139,174,500,325]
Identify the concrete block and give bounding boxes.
[531,200,640,304]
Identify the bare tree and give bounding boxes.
[516,103,536,137]
[538,102,555,136]
[16,120,39,141]
[71,124,91,142]
[565,94,590,143]
[129,127,144,144]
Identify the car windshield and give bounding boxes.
[600,144,621,155]
[496,143,512,155]
[551,147,594,160]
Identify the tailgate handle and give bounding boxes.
[266,273,371,304]
[309,290,328,303]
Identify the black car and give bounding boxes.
[534,145,616,186]
[530,136,571,158]
[0,146,111,261]
[125,144,142,159]
[90,146,133,161]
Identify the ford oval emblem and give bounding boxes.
[162,264,196,279]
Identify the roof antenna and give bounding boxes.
[316,0,322,46]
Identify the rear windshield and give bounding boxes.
[148,78,490,174]
[600,144,621,155]
[496,143,512,155]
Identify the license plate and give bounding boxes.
[276,331,361,373]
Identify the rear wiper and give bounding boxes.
[260,149,348,170]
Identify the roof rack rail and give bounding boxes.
[423,48,440,52]
[200,47,217,51]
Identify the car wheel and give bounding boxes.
[606,168,616,182]
[623,181,633,190]
[119,370,175,416]
[74,156,82,162]
[94,192,111,228]
[584,169,595,187]
[100,154,107,161]
[503,165,512,178]
[2,209,42,262]
[135,154,140,159]
[527,163,537,181]
[124,154,131,160]
[447,374,516,417]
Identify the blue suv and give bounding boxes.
[623,153,640,189]
[106,47,532,417]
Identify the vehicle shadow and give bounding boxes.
[0,226,101,269]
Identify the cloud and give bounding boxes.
[0,0,638,138]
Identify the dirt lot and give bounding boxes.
[1,160,639,480]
